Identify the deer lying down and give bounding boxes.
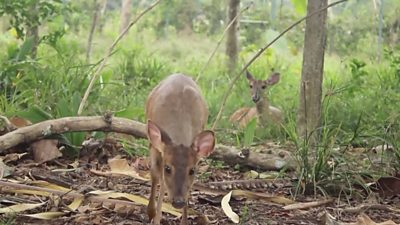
[230,71,283,128]
[145,74,215,225]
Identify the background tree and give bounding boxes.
[226,0,240,73]
[86,0,101,63]
[120,0,132,33]
[297,0,328,144]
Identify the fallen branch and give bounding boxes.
[0,115,146,152]
[0,116,294,171]
[211,0,349,129]
[212,144,296,171]
[78,0,161,115]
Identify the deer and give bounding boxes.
[230,71,283,128]
[145,73,215,225]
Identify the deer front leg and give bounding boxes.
[153,181,165,225]
[179,203,188,225]
[147,174,158,222]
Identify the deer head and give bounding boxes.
[147,120,215,209]
[245,71,280,103]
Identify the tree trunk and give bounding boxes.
[225,0,240,73]
[297,0,328,145]
[120,0,132,33]
[98,0,108,34]
[26,1,39,59]
[86,0,101,64]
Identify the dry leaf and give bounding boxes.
[354,214,399,225]
[0,202,45,214]
[221,191,239,224]
[31,139,62,163]
[244,170,259,179]
[321,212,399,225]
[88,190,181,217]
[0,159,13,178]
[3,153,28,163]
[67,197,84,211]
[24,211,66,220]
[90,158,148,181]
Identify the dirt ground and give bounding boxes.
[1,142,400,225]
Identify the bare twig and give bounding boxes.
[340,203,400,214]
[283,199,333,210]
[195,2,253,82]
[211,0,348,130]
[77,0,161,115]
[0,115,17,132]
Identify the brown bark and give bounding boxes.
[98,0,108,34]
[0,116,294,171]
[120,0,132,33]
[0,116,147,152]
[297,0,328,144]
[86,0,101,63]
[26,1,39,59]
[225,0,240,73]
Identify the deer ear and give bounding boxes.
[266,72,280,85]
[245,71,255,81]
[147,120,164,152]
[193,130,215,158]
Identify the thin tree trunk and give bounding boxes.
[297,0,328,145]
[86,0,100,64]
[26,1,39,59]
[98,0,108,35]
[226,0,240,73]
[120,0,132,33]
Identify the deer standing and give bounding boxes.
[230,71,283,128]
[145,74,215,225]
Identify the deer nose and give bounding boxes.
[172,198,186,209]
[252,95,259,103]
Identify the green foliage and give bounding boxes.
[0,215,15,225]
[290,0,307,15]
[0,0,65,38]
[243,118,257,147]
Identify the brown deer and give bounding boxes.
[230,71,283,128]
[145,74,215,225]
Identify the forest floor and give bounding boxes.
[1,138,400,225]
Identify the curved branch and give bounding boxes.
[77,0,161,115]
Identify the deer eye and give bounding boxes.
[189,168,195,176]
[164,165,172,174]
[261,85,266,89]
[249,85,253,88]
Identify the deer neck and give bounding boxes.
[255,96,270,123]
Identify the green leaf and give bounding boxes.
[16,105,53,123]
[243,118,257,147]
[16,36,35,61]
[115,106,145,120]
[290,0,307,15]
